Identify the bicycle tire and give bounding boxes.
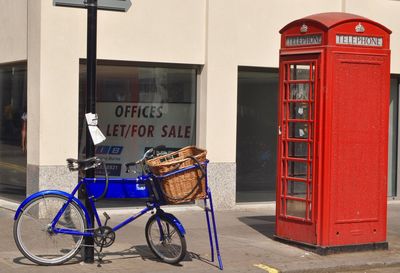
[13,194,86,265]
[145,214,187,264]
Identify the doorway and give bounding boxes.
[236,68,278,202]
[275,54,320,244]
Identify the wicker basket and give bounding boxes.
[146,146,207,204]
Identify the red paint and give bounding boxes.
[276,12,391,247]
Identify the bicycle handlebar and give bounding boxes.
[125,145,166,174]
[143,145,166,160]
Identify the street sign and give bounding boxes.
[53,0,132,12]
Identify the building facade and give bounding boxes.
[0,0,399,209]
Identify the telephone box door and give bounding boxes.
[276,54,321,245]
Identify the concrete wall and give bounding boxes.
[97,0,206,64]
[0,0,27,63]
[35,1,85,166]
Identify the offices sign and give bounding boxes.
[80,103,195,177]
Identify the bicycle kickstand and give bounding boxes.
[204,187,223,270]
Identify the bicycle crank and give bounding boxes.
[94,226,116,248]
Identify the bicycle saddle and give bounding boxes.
[66,157,102,171]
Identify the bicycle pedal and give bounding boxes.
[103,212,110,220]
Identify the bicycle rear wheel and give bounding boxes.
[145,214,187,264]
[13,194,86,265]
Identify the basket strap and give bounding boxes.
[188,156,206,179]
[159,156,206,202]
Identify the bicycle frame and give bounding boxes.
[48,174,185,237]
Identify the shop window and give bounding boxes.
[236,68,279,202]
[0,62,27,200]
[79,62,197,179]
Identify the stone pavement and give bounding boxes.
[2,202,400,273]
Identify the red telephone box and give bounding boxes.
[276,12,391,254]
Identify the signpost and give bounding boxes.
[53,0,131,263]
[54,0,132,12]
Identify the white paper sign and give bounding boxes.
[85,113,106,145]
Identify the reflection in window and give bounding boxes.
[92,66,196,104]
[290,83,309,100]
[287,180,307,198]
[0,63,27,200]
[286,199,306,218]
[289,102,310,120]
[287,161,307,179]
[288,122,309,139]
[290,64,310,80]
[288,142,308,158]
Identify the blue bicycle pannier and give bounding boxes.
[85,178,150,199]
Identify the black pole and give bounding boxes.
[83,0,97,263]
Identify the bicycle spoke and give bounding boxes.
[169,229,177,238]
[14,195,85,265]
[146,215,186,264]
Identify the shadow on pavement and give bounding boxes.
[188,251,220,270]
[237,215,276,239]
[96,245,191,268]
[13,255,82,266]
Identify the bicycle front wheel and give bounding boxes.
[13,194,86,265]
[145,214,187,264]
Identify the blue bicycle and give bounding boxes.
[13,146,194,266]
